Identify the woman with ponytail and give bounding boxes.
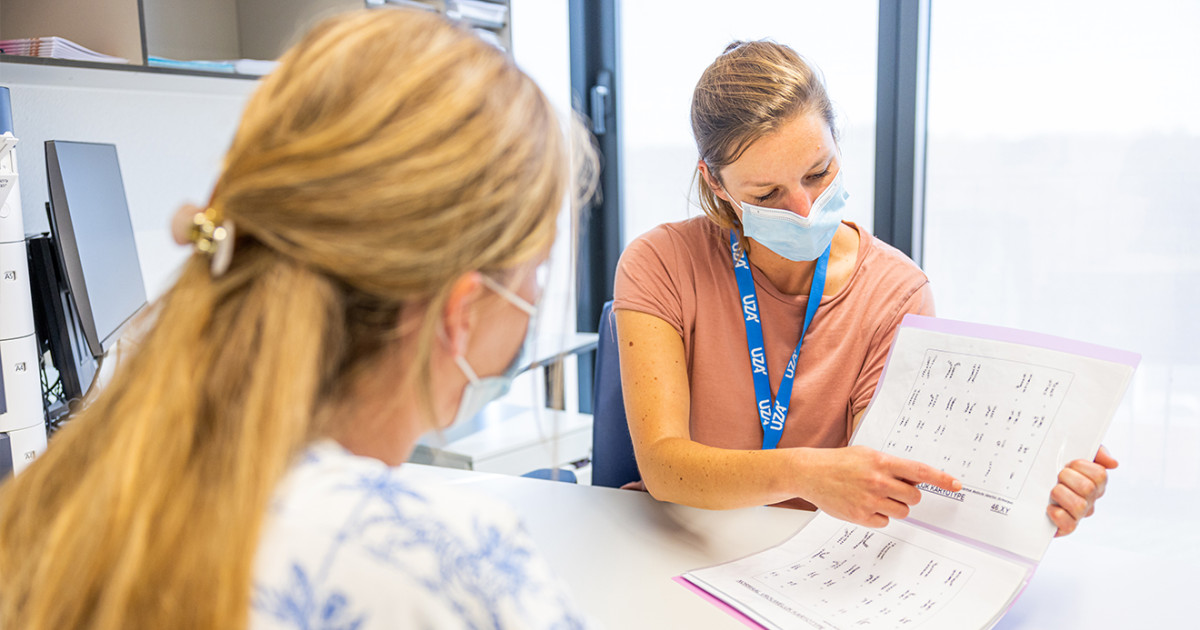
[613,40,1113,534]
[0,8,597,629]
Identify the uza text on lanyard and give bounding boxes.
[729,231,829,450]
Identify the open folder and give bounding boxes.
[680,315,1139,630]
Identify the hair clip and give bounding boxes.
[189,206,236,277]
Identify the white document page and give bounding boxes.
[851,316,1137,561]
[684,513,1029,630]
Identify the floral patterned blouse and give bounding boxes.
[250,439,592,629]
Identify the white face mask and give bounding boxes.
[733,171,849,262]
[451,274,538,426]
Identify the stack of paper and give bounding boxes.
[148,56,236,74]
[148,56,278,77]
[0,37,128,64]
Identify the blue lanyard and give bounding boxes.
[729,231,828,450]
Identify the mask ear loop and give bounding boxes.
[431,309,480,454]
[451,273,536,386]
[454,354,481,385]
[479,274,537,316]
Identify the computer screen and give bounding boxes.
[44,141,146,359]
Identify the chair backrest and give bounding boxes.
[590,301,640,488]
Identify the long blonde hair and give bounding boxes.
[692,40,837,236]
[0,9,595,629]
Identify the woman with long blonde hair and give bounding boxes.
[0,8,596,629]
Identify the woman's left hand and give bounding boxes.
[1048,445,1118,537]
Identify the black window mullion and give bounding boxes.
[569,0,623,413]
[874,0,931,266]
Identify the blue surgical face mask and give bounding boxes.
[733,171,849,262]
[451,274,538,426]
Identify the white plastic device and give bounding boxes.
[0,127,49,477]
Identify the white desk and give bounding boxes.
[399,463,805,628]
[397,464,1195,629]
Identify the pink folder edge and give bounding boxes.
[673,575,766,629]
[899,314,1141,368]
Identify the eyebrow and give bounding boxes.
[741,154,833,189]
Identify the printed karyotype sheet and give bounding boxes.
[685,513,1028,630]
[682,315,1138,629]
[852,316,1137,561]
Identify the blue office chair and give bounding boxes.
[590,301,641,488]
[521,467,577,483]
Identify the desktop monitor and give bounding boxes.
[33,140,146,403]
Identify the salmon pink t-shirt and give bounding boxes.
[613,218,934,506]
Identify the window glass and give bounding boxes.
[619,0,879,245]
[924,1,1200,508]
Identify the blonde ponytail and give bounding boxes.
[0,8,597,629]
[0,254,345,629]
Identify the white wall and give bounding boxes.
[1,62,257,298]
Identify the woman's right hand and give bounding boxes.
[799,445,961,528]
